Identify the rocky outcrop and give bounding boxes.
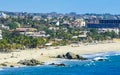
[66,52,77,59]
[57,55,64,58]
[18,59,44,66]
[0,63,7,66]
[93,57,108,61]
[49,63,66,67]
[76,54,87,60]
[57,54,66,58]
[56,52,88,60]
[56,63,65,67]
[10,65,14,67]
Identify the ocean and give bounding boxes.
[0,51,120,75]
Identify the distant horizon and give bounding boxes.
[1,10,120,15]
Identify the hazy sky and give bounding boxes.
[0,0,119,14]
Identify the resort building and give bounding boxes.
[87,20,120,35]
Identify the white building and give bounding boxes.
[98,28,119,34]
[49,27,59,31]
[25,31,48,37]
[0,30,2,39]
[32,16,41,20]
[0,12,9,18]
[73,18,86,27]
[56,21,60,26]
[0,24,10,30]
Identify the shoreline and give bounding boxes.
[0,51,120,69]
[0,42,120,68]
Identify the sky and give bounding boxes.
[0,0,119,14]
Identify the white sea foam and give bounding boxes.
[0,68,3,71]
[115,53,120,55]
[44,60,62,65]
[44,51,120,67]
[93,57,107,61]
[82,51,120,59]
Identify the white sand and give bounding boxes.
[0,42,120,67]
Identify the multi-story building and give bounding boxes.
[87,20,120,35]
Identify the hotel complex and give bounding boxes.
[87,20,120,36]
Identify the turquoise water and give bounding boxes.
[0,51,120,75]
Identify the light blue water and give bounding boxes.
[0,51,120,75]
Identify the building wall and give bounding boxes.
[87,20,120,34]
[99,20,120,24]
[0,30,2,39]
[87,24,119,28]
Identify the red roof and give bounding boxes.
[16,28,37,32]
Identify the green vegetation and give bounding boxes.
[87,29,118,41]
[0,30,47,52]
[0,16,119,52]
[7,22,19,29]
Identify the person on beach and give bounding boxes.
[41,53,43,55]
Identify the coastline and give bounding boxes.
[0,42,120,68]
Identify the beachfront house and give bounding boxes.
[26,31,47,37]
[16,28,37,35]
[16,28,48,37]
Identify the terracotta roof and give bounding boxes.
[16,28,37,32]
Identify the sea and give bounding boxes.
[0,51,120,75]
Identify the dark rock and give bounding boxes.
[76,55,80,59]
[56,63,65,67]
[49,63,55,65]
[56,52,88,60]
[18,59,43,66]
[65,52,77,59]
[57,55,63,58]
[93,57,108,61]
[76,55,88,60]
[49,63,65,67]
[62,54,66,58]
[10,65,14,67]
[0,63,7,66]
[18,60,27,65]
[56,54,66,58]
[98,59,105,61]
[93,58,107,61]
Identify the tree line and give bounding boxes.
[0,30,47,52]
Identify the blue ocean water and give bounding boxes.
[0,51,120,75]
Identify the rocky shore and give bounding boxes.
[0,42,119,68]
[57,52,87,60]
[18,59,44,66]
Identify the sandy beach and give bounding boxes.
[0,42,120,67]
